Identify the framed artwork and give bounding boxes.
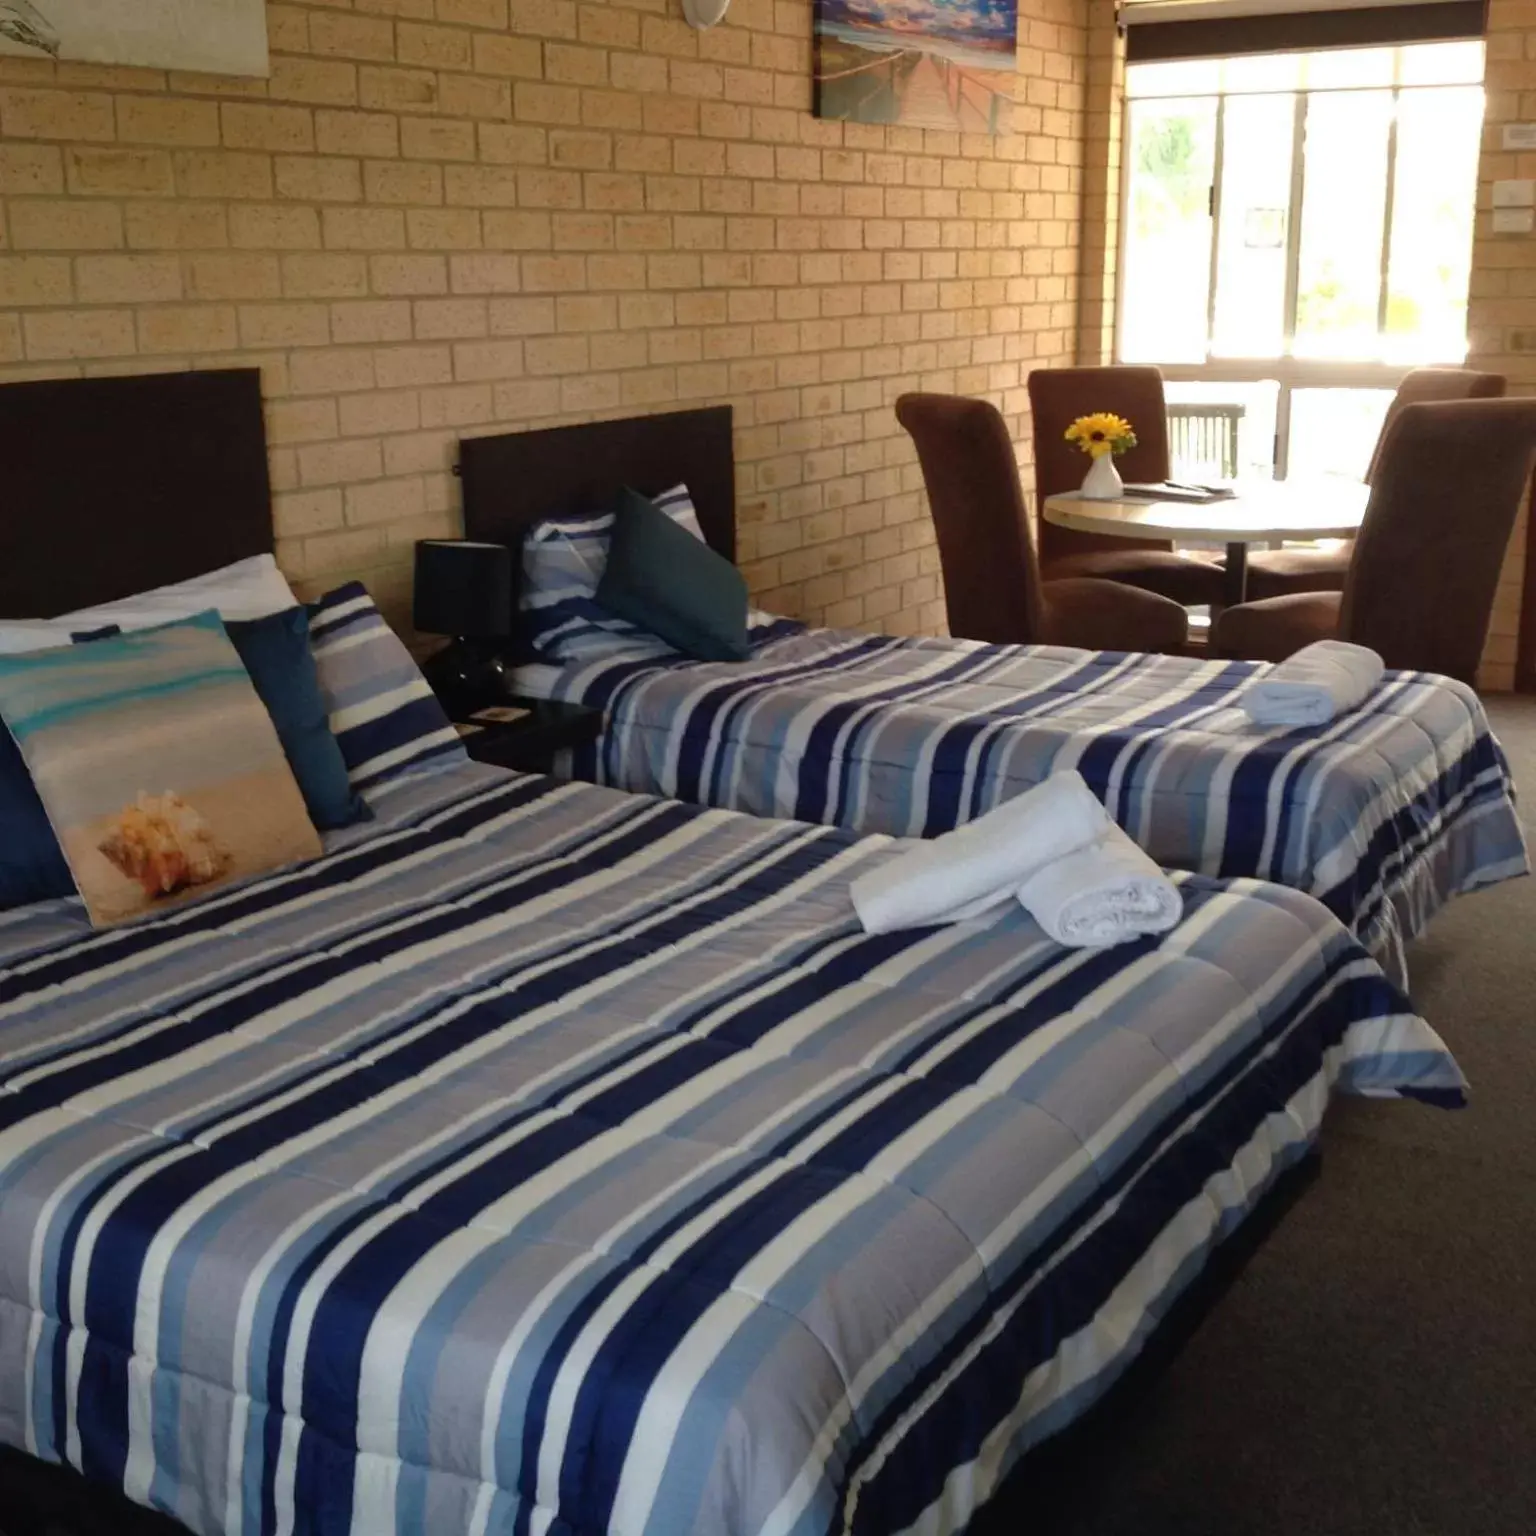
[0,0,269,77]
[813,0,1018,134]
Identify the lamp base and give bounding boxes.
[422,638,513,712]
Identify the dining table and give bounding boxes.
[1042,479,1370,608]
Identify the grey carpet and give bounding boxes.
[4,701,1535,1536]
[1000,695,1536,1536]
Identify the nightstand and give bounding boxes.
[449,697,603,775]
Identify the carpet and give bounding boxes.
[991,695,1536,1536]
[5,699,1534,1536]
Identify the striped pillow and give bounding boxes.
[308,584,465,791]
[521,483,704,663]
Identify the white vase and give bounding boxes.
[1080,453,1124,500]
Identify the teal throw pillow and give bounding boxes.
[595,488,750,662]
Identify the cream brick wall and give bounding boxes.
[1466,0,1535,690]
[0,0,1087,638]
[1076,0,1118,365]
[1080,20,1530,690]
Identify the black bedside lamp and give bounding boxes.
[414,539,515,707]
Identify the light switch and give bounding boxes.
[1493,207,1534,234]
[1493,179,1536,207]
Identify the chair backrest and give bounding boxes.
[1364,367,1506,484]
[1341,397,1536,684]
[1027,366,1173,561]
[895,392,1047,645]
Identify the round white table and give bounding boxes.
[1042,480,1369,608]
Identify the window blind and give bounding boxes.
[1121,0,1486,61]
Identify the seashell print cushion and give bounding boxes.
[0,611,321,927]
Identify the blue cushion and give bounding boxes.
[0,725,75,908]
[225,608,370,830]
[596,487,751,662]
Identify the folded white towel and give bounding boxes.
[1242,639,1384,727]
[850,771,1112,934]
[1016,825,1182,948]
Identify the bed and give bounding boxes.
[0,372,1468,1536]
[459,412,1529,980]
[0,760,1465,1536]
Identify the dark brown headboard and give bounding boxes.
[459,406,736,565]
[0,368,273,619]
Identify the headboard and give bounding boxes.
[459,406,736,564]
[0,368,273,619]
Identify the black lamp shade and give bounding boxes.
[413,540,513,639]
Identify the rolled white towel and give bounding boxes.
[851,771,1112,934]
[1016,824,1182,948]
[1242,639,1384,727]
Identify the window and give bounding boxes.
[1118,42,1484,481]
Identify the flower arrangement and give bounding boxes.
[1065,413,1137,460]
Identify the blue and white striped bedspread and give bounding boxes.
[0,764,1464,1536]
[546,622,1528,972]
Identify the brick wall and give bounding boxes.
[1467,0,1534,690]
[0,0,1087,638]
[1076,0,1118,365]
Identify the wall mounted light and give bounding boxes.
[681,0,730,27]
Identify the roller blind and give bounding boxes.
[1121,0,1486,61]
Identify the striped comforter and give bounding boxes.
[539,622,1528,976]
[0,764,1464,1536]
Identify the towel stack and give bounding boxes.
[850,772,1182,948]
[1241,640,1385,727]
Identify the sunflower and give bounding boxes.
[1065,412,1137,459]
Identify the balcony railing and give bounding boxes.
[1167,402,1244,480]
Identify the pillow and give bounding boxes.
[307,583,466,792]
[647,483,706,541]
[596,488,751,662]
[0,613,322,927]
[25,611,370,835]
[521,483,705,663]
[0,725,75,909]
[225,609,370,831]
[1,628,180,910]
[0,554,296,655]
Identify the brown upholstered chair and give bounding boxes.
[1211,397,1536,684]
[896,392,1189,654]
[1245,367,1508,601]
[1027,366,1226,607]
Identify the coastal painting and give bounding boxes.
[0,0,268,77]
[814,0,1017,134]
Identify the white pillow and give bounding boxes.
[0,555,297,654]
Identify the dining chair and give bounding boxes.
[1027,366,1227,607]
[1211,397,1536,684]
[1245,367,1507,601]
[896,392,1189,653]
